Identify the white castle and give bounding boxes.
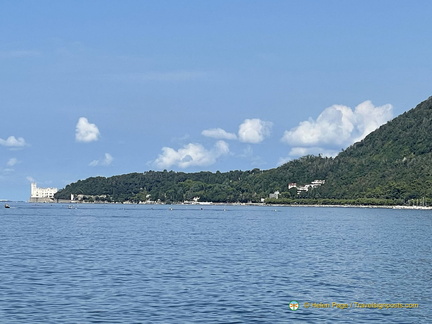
[29,183,58,202]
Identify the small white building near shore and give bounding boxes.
[29,183,58,203]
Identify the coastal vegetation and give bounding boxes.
[55,97,432,206]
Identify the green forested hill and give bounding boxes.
[55,96,432,205]
[319,96,432,201]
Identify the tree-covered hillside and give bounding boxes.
[319,96,432,201]
[55,96,432,205]
[55,156,330,203]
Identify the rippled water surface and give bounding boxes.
[0,203,430,323]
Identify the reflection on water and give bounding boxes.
[0,203,430,323]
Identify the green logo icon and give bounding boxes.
[289,300,299,311]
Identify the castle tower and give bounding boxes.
[31,183,37,197]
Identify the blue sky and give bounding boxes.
[1,1,432,201]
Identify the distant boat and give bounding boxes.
[4,204,10,208]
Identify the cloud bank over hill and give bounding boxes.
[153,118,272,169]
[151,102,393,169]
[238,119,273,144]
[154,140,230,169]
[280,101,393,160]
[201,118,273,143]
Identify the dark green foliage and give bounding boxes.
[55,97,432,205]
[54,155,335,204]
[318,96,432,201]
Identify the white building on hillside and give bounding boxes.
[288,183,297,189]
[29,183,58,202]
[269,191,280,199]
[289,179,326,195]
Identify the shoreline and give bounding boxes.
[63,201,432,210]
[15,200,432,210]
[265,203,432,210]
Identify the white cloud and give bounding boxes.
[352,101,394,142]
[154,140,229,169]
[281,101,393,148]
[75,117,100,142]
[1,158,18,174]
[7,158,19,167]
[89,153,113,167]
[238,118,272,143]
[201,128,237,140]
[0,136,27,147]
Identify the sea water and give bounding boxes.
[0,203,430,323]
